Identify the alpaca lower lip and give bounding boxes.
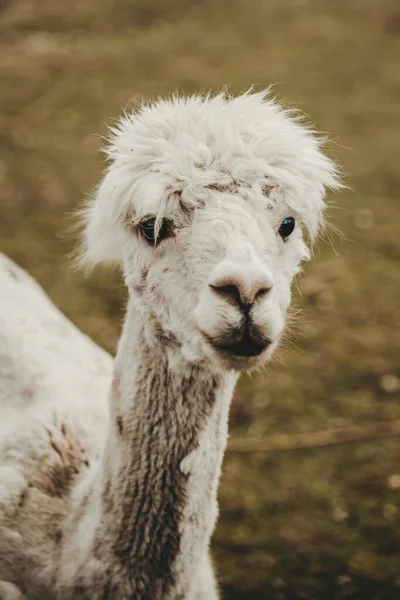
[210,329,271,358]
[217,338,270,357]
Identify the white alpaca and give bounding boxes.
[0,91,340,599]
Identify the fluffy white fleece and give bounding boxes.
[81,90,341,266]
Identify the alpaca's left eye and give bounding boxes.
[278,217,295,240]
[139,217,172,246]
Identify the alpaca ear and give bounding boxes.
[78,166,133,267]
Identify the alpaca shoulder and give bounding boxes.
[0,253,112,440]
[0,252,112,471]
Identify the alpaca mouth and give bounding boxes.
[206,326,271,358]
[215,330,271,357]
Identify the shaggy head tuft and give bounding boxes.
[79,90,341,266]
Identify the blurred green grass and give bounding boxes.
[1,0,400,598]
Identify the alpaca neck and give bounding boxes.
[86,298,237,599]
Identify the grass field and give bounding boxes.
[1,1,400,597]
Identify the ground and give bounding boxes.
[0,1,400,598]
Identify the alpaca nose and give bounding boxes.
[209,263,273,310]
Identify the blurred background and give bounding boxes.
[0,0,399,598]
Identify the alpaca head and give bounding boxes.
[82,91,340,372]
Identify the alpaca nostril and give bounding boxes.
[255,287,271,301]
[208,261,274,307]
[209,286,256,318]
[209,283,241,304]
[210,281,272,307]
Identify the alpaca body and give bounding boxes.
[0,254,223,599]
[0,254,110,598]
[0,91,340,598]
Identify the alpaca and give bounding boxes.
[0,91,340,600]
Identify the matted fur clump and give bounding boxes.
[81,90,341,265]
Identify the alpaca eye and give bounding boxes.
[139,217,172,246]
[278,217,295,240]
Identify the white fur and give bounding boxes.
[82,90,340,266]
[0,90,341,599]
[81,90,340,370]
[0,254,112,597]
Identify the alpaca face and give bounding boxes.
[82,92,340,371]
[122,187,309,372]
